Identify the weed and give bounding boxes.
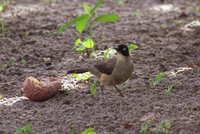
[14,124,32,134]
[140,121,151,134]
[90,80,98,95]
[157,120,172,133]
[194,6,200,12]
[163,84,174,96]
[71,72,92,81]
[0,94,3,99]
[81,128,96,134]
[59,0,120,57]
[149,72,165,87]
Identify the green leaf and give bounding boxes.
[95,14,120,22]
[83,38,94,48]
[0,4,4,12]
[58,14,89,32]
[103,48,115,60]
[0,94,3,99]
[164,84,174,97]
[153,72,165,86]
[15,124,32,134]
[76,14,89,33]
[83,3,91,15]
[91,0,104,14]
[74,38,82,46]
[81,128,96,134]
[128,44,138,51]
[90,80,97,95]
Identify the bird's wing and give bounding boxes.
[94,57,117,75]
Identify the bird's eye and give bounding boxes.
[123,47,127,51]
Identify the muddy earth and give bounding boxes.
[0,0,200,133]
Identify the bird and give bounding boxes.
[67,44,133,96]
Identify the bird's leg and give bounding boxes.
[113,85,124,97]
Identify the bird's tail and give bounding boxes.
[67,68,90,74]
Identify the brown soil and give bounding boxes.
[0,0,200,133]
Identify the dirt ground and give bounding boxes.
[0,0,200,133]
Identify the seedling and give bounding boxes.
[163,84,174,97]
[14,124,32,134]
[74,38,95,57]
[117,0,125,6]
[59,0,120,57]
[81,128,96,134]
[71,72,92,81]
[103,44,138,60]
[157,120,172,133]
[194,6,200,12]
[0,0,10,13]
[149,72,165,87]
[0,94,3,99]
[140,121,151,134]
[90,80,98,95]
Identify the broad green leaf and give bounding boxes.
[91,0,104,14]
[71,72,91,81]
[103,48,115,60]
[83,38,94,48]
[76,46,86,52]
[81,128,96,134]
[74,38,82,46]
[76,14,89,33]
[15,124,32,134]
[90,80,97,95]
[95,14,120,22]
[128,44,138,51]
[0,4,4,12]
[83,3,91,15]
[58,14,89,32]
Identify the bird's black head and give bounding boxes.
[114,44,129,56]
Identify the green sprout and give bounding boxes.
[90,80,98,95]
[81,128,96,134]
[194,6,200,12]
[0,94,3,99]
[149,72,165,87]
[71,72,92,81]
[59,0,120,57]
[140,121,151,134]
[163,84,175,97]
[157,120,172,133]
[14,124,32,134]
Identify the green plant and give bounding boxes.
[59,0,120,57]
[90,80,98,95]
[194,6,200,12]
[117,0,125,6]
[81,128,96,134]
[163,84,174,97]
[0,0,10,13]
[149,72,165,87]
[140,121,151,134]
[0,94,3,99]
[157,120,172,133]
[71,72,92,81]
[14,124,32,134]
